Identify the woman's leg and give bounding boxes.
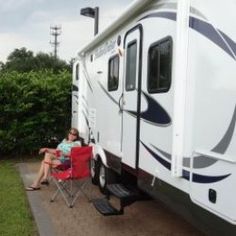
[31,153,60,187]
[31,160,45,187]
[42,153,61,180]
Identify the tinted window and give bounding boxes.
[76,64,79,81]
[108,55,119,91]
[148,37,172,93]
[126,41,137,91]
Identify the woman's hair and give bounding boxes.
[66,127,79,141]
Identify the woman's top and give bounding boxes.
[57,139,81,163]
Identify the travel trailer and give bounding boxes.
[72,0,236,234]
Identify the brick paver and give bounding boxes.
[19,162,203,236]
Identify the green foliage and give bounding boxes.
[0,161,37,235]
[0,70,72,155]
[2,47,70,73]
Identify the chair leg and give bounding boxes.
[70,179,91,206]
[79,180,91,202]
[50,188,60,202]
[50,179,74,207]
[50,178,91,208]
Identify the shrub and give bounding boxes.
[0,70,72,156]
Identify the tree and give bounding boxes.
[34,52,70,72]
[3,48,70,73]
[4,47,34,72]
[0,61,4,71]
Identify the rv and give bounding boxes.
[72,0,236,234]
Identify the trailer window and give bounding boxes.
[108,55,119,91]
[126,41,137,91]
[76,64,79,81]
[148,37,172,93]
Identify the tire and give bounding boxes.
[98,160,117,194]
[90,158,99,185]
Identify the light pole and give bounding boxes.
[80,7,99,36]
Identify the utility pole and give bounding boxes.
[50,25,61,58]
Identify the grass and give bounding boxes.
[0,160,37,236]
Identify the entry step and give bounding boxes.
[106,184,139,199]
[93,198,123,216]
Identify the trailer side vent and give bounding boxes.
[209,189,217,203]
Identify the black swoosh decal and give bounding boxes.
[127,91,171,126]
[182,169,230,183]
[141,141,171,170]
[140,92,171,126]
[192,172,231,184]
[72,84,78,92]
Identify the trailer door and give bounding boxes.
[121,26,142,169]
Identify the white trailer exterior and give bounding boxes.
[72,0,236,234]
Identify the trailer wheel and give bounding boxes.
[90,158,99,185]
[98,161,116,194]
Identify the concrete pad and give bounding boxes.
[18,163,56,236]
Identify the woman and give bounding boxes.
[26,128,81,191]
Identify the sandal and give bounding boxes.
[26,186,41,191]
[41,179,49,185]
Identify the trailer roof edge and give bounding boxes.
[77,0,153,57]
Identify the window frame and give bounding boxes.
[147,36,173,94]
[107,54,120,92]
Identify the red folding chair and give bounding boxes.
[50,146,93,208]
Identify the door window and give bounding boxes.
[125,41,137,91]
[108,55,119,91]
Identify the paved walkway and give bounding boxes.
[18,162,203,236]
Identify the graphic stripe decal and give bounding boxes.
[151,105,236,169]
[192,172,231,184]
[141,141,171,170]
[97,82,119,105]
[139,12,236,60]
[82,111,89,127]
[212,105,236,154]
[189,16,235,59]
[141,141,231,184]
[182,169,230,183]
[219,30,236,56]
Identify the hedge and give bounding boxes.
[0,70,72,156]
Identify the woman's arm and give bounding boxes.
[39,148,57,155]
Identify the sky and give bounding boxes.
[0,0,133,63]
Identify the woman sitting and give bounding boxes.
[26,128,81,191]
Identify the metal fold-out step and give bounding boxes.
[93,198,123,216]
[93,184,148,216]
[106,184,138,199]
